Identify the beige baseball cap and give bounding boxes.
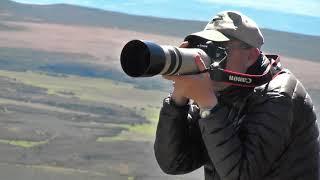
[186,11,264,49]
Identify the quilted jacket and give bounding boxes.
[154,54,319,180]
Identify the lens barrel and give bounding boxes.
[120,40,211,77]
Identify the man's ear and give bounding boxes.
[246,48,260,68]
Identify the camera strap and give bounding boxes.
[203,55,283,87]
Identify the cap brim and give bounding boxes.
[186,30,230,42]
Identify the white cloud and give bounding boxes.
[197,0,320,17]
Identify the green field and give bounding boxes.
[0,139,48,148]
[0,70,167,142]
[0,70,167,109]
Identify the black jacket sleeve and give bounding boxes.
[198,92,293,179]
[154,97,207,174]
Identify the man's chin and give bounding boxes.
[213,81,229,92]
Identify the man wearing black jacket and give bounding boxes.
[154,11,319,179]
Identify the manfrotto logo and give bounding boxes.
[229,75,252,84]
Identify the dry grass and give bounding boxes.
[0,21,319,90]
[0,21,182,66]
[0,13,318,180]
[0,20,319,100]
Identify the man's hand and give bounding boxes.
[163,42,218,109]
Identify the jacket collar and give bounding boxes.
[217,53,279,105]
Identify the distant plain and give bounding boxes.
[0,1,319,180]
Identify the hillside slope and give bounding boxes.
[1,0,319,61]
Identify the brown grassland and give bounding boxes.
[0,8,319,180]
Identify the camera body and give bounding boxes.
[120,39,281,88]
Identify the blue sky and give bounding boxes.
[13,0,320,36]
